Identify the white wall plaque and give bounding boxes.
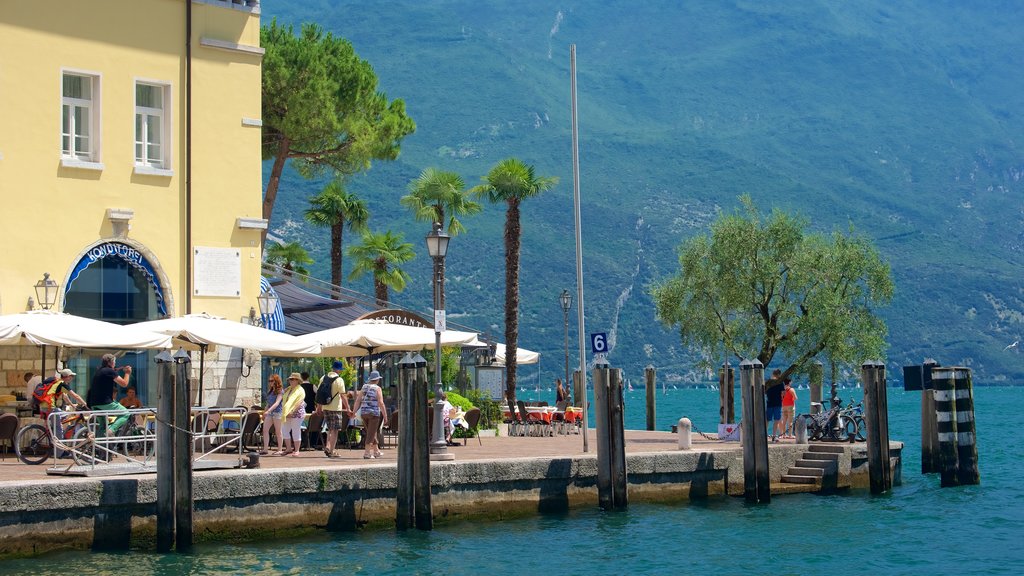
[194,247,241,297]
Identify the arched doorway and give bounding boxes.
[61,241,170,406]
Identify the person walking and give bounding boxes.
[317,360,350,458]
[300,371,316,415]
[352,370,387,459]
[781,378,798,439]
[86,354,132,437]
[280,373,306,456]
[764,368,785,442]
[261,374,284,455]
[555,378,567,404]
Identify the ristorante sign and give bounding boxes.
[358,309,432,329]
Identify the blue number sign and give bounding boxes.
[590,332,608,354]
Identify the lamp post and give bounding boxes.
[34,272,59,310]
[425,222,451,457]
[255,291,279,327]
[559,289,572,402]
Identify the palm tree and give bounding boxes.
[400,167,481,236]
[304,180,369,295]
[347,231,415,306]
[265,240,314,278]
[471,158,558,402]
[401,167,481,312]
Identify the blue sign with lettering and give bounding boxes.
[590,332,608,354]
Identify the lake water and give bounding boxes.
[4,386,1022,575]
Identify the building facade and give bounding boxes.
[0,0,266,407]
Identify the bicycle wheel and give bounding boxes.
[15,424,52,465]
[124,426,154,458]
[72,427,108,465]
[842,416,858,442]
[805,417,821,441]
[855,416,867,441]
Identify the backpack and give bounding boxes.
[316,373,340,406]
[32,377,60,408]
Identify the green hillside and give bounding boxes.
[262,1,1024,384]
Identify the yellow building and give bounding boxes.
[0,0,266,407]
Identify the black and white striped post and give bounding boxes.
[939,367,981,486]
[921,359,940,474]
[740,359,769,503]
[932,367,965,487]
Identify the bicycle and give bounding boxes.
[14,406,89,465]
[839,400,866,442]
[803,397,856,442]
[72,408,155,465]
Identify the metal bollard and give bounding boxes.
[795,415,808,444]
[677,417,692,450]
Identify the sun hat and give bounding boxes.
[287,372,302,382]
[367,370,382,382]
[59,368,76,377]
[331,360,344,371]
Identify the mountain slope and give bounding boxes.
[263,0,1024,383]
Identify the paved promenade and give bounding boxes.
[0,428,760,483]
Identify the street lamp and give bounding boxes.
[559,289,573,403]
[425,222,451,457]
[257,291,279,327]
[34,272,59,310]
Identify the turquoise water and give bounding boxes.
[4,386,1022,575]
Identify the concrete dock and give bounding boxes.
[0,430,902,558]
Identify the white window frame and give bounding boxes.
[60,68,103,170]
[133,78,173,176]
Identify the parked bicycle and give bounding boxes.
[839,399,866,442]
[14,405,89,465]
[802,397,857,442]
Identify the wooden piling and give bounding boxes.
[608,368,628,509]
[396,354,415,530]
[173,361,193,551]
[921,360,940,474]
[954,368,980,485]
[645,365,656,431]
[719,364,735,424]
[740,360,769,503]
[809,361,823,414]
[862,361,892,493]
[155,359,174,553]
[931,367,960,487]
[412,359,432,530]
[593,366,612,510]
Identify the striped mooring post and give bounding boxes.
[931,367,980,487]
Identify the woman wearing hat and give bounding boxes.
[280,373,306,456]
[352,370,387,459]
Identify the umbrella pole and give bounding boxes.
[41,345,46,380]
[197,344,207,406]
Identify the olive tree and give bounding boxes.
[651,196,894,378]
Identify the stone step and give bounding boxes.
[803,452,840,461]
[787,466,825,477]
[808,444,846,454]
[781,474,821,485]
[796,458,833,469]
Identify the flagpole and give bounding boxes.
[570,44,589,453]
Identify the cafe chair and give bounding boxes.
[381,410,399,448]
[516,400,536,436]
[303,411,324,451]
[463,407,482,446]
[0,413,19,460]
[505,400,520,436]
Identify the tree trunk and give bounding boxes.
[504,198,521,402]
[331,223,343,297]
[261,137,291,248]
[375,258,388,307]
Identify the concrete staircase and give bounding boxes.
[781,444,843,488]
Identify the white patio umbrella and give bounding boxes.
[492,343,540,366]
[300,318,478,356]
[132,313,322,404]
[0,310,173,387]
[0,310,172,349]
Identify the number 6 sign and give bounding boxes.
[590,332,608,354]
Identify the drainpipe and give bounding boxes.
[185,0,193,314]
